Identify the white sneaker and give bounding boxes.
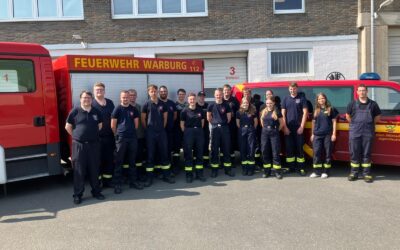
[310,173,319,178]
[321,173,328,179]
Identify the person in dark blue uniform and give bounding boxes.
[281,82,308,176]
[128,89,146,181]
[159,86,178,174]
[236,98,258,176]
[65,90,105,205]
[181,93,206,183]
[196,91,210,168]
[173,88,187,173]
[310,93,338,179]
[142,84,175,187]
[207,88,234,178]
[111,90,144,194]
[346,84,381,183]
[252,93,265,168]
[223,84,240,163]
[92,82,115,188]
[260,96,284,179]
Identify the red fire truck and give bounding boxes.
[232,79,400,166]
[0,42,204,184]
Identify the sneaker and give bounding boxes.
[348,174,357,181]
[321,173,328,179]
[309,172,320,178]
[364,175,374,183]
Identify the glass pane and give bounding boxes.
[308,87,353,114]
[63,0,83,17]
[368,87,400,115]
[38,0,57,17]
[275,0,302,10]
[162,0,181,13]
[186,0,205,12]
[271,51,308,74]
[0,60,35,93]
[113,0,132,15]
[0,0,8,19]
[14,0,33,18]
[138,0,157,14]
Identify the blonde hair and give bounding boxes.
[239,98,256,115]
[261,96,278,120]
[314,92,332,117]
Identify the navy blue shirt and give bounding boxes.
[196,102,209,130]
[261,109,282,129]
[112,105,139,138]
[175,101,188,128]
[181,106,204,128]
[142,99,167,132]
[282,94,308,129]
[92,98,115,137]
[161,99,176,131]
[66,107,103,142]
[207,102,232,126]
[236,111,256,127]
[224,96,240,119]
[313,107,339,136]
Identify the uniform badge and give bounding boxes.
[221,108,225,114]
[198,113,202,117]
[295,99,300,104]
[92,114,98,121]
[159,106,163,111]
[247,114,252,118]
[130,112,134,116]
[170,107,173,111]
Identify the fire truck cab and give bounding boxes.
[232,77,400,166]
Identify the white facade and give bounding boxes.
[45,35,358,90]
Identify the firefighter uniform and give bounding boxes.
[224,96,240,162]
[196,100,210,167]
[142,99,174,186]
[181,106,206,183]
[261,110,283,179]
[347,99,381,182]
[236,110,257,176]
[66,106,104,202]
[173,101,187,172]
[312,108,338,176]
[282,94,308,175]
[111,104,143,194]
[162,99,177,172]
[132,103,146,181]
[252,98,264,168]
[92,98,115,186]
[207,101,233,177]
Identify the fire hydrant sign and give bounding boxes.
[67,55,203,73]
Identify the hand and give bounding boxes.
[310,135,314,142]
[297,126,304,135]
[331,134,336,142]
[283,127,290,135]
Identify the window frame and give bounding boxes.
[0,0,84,22]
[273,0,305,14]
[268,49,314,77]
[111,0,208,19]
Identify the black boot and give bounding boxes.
[211,168,218,178]
[242,165,248,176]
[172,155,181,176]
[195,169,206,182]
[247,165,255,176]
[163,170,176,184]
[262,168,270,178]
[186,172,193,183]
[225,168,235,177]
[275,169,283,179]
[144,173,153,187]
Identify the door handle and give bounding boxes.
[33,116,45,127]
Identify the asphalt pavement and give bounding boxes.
[0,162,399,250]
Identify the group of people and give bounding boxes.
[65,82,381,205]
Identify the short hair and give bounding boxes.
[223,84,231,90]
[120,90,129,95]
[159,85,167,91]
[188,92,196,98]
[128,89,137,95]
[148,84,158,91]
[93,82,105,89]
[253,94,261,101]
[289,82,298,88]
[177,88,186,94]
[243,87,252,94]
[357,84,368,90]
[215,88,223,93]
[80,90,93,98]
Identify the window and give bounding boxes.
[368,87,400,116]
[112,0,207,18]
[389,66,400,84]
[269,50,312,76]
[0,0,83,21]
[0,60,35,93]
[274,0,305,14]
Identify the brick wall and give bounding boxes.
[0,0,357,44]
